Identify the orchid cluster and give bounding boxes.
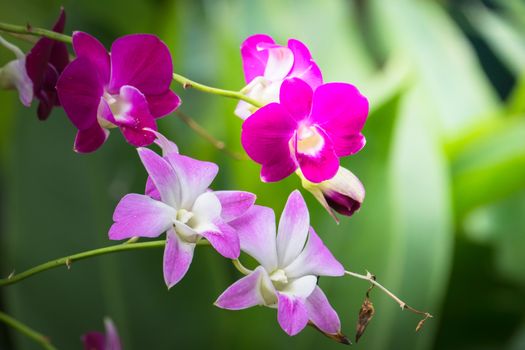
[0,8,431,349]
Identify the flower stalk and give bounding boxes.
[0,22,71,44]
[0,310,58,350]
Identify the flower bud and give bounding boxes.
[299,166,365,223]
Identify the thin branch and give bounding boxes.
[175,111,247,161]
[0,22,71,44]
[0,310,57,350]
[344,270,433,330]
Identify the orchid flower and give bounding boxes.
[109,141,255,288]
[215,190,346,339]
[57,32,180,153]
[235,34,322,119]
[25,8,70,120]
[299,166,365,222]
[82,317,121,350]
[0,36,33,107]
[241,77,368,183]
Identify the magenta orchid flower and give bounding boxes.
[109,142,255,288]
[25,8,70,120]
[82,317,121,350]
[0,35,33,106]
[215,190,346,339]
[235,34,322,119]
[241,77,368,183]
[57,32,180,153]
[300,166,365,222]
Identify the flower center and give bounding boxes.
[296,124,324,156]
[269,269,288,290]
[176,209,194,225]
[98,92,131,128]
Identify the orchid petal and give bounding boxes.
[229,205,278,271]
[72,31,110,84]
[281,275,317,299]
[287,39,323,88]
[103,318,122,350]
[279,78,313,121]
[82,332,105,350]
[56,57,103,130]
[109,34,173,95]
[146,90,181,119]
[240,34,274,84]
[145,177,160,201]
[276,190,310,267]
[264,45,294,81]
[276,293,309,336]
[109,193,176,240]
[215,266,275,310]
[285,227,344,279]
[74,123,109,154]
[305,286,341,335]
[310,83,368,157]
[241,103,297,182]
[214,191,256,222]
[191,192,222,227]
[163,228,196,289]
[137,147,181,208]
[164,153,218,209]
[200,222,240,259]
[295,127,339,183]
[152,131,179,156]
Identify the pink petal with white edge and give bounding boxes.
[229,205,278,271]
[56,57,104,131]
[109,193,176,240]
[137,148,181,208]
[215,266,275,310]
[152,130,179,156]
[240,34,274,84]
[103,318,122,350]
[164,153,218,209]
[241,103,297,182]
[305,286,341,335]
[72,31,110,84]
[294,127,339,183]
[263,45,294,81]
[310,83,369,157]
[74,123,109,154]
[277,190,310,267]
[163,228,196,289]
[287,39,323,88]
[109,34,173,95]
[214,191,256,222]
[146,90,181,119]
[284,227,344,279]
[200,221,240,259]
[145,177,160,201]
[277,293,309,336]
[279,78,313,121]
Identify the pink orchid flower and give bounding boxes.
[215,190,345,338]
[241,78,368,183]
[235,34,322,119]
[82,318,121,350]
[57,32,180,153]
[109,139,255,288]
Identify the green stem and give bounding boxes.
[173,73,263,108]
[0,310,57,350]
[0,22,71,44]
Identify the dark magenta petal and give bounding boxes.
[241,103,298,182]
[310,83,369,157]
[294,128,339,183]
[72,31,110,84]
[114,85,157,147]
[324,190,362,216]
[146,90,181,119]
[56,57,104,130]
[279,78,313,121]
[51,7,66,33]
[109,34,173,95]
[240,34,274,84]
[74,123,109,153]
[82,332,105,350]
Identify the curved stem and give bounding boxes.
[0,22,71,44]
[232,259,252,275]
[0,310,57,350]
[344,270,433,328]
[172,73,263,108]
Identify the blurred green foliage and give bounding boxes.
[0,0,524,349]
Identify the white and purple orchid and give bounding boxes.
[235,34,322,119]
[241,77,368,183]
[57,32,180,153]
[82,317,121,350]
[0,35,33,107]
[215,190,345,338]
[109,140,255,288]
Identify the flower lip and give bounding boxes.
[295,124,325,156]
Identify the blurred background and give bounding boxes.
[0,0,524,349]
